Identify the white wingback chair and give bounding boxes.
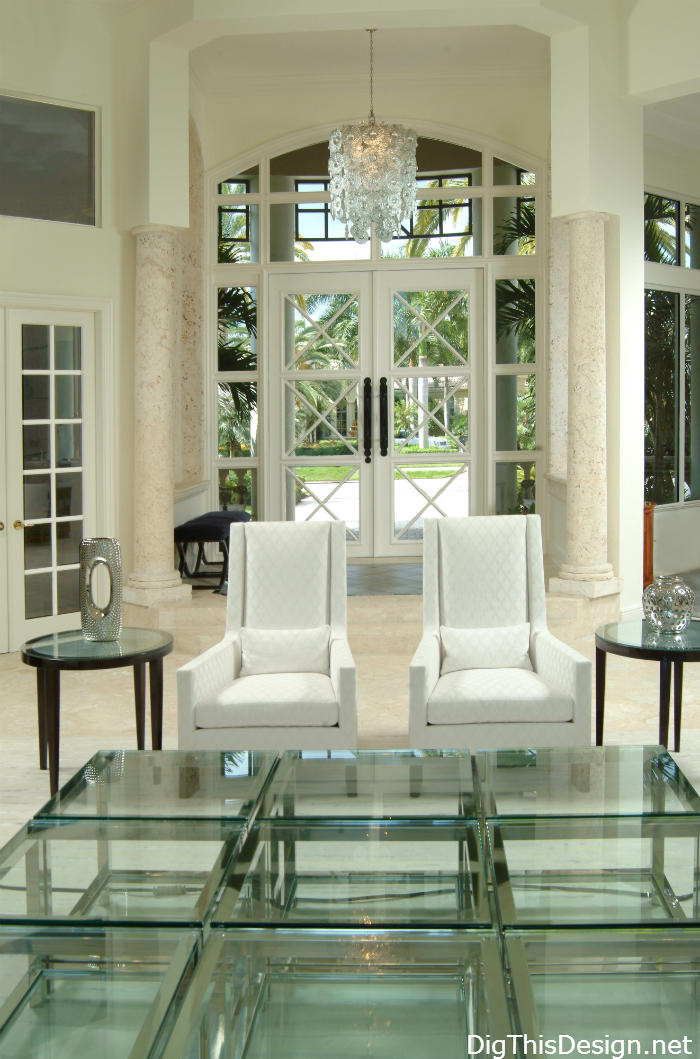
[177,520,357,750]
[409,515,591,750]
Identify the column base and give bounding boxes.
[546,589,622,642]
[124,575,192,609]
[549,576,622,599]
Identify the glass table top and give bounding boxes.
[160,929,510,1059]
[212,820,490,927]
[0,818,242,926]
[597,619,700,652]
[507,930,700,1057]
[258,749,476,819]
[0,925,198,1059]
[476,746,700,818]
[21,627,173,664]
[488,816,700,927]
[36,749,279,821]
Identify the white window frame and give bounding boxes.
[644,185,700,513]
[206,122,547,533]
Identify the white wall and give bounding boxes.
[199,83,550,174]
[0,0,137,572]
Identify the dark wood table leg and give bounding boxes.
[659,656,672,749]
[37,669,47,770]
[133,663,146,751]
[595,647,607,745]
[674,660,684,753]
[44,669,61,797]
[149,657,164,751]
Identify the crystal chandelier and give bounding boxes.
[329,30,417,244]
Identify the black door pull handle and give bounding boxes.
[379,377,388,456]
[363,377,372,463]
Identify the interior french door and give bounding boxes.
[267,268,480,558]
[5,309,96,649]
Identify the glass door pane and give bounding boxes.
[373,270,479,556]
[267,273,373,556]
[7,310,95,648]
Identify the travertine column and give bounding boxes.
[550,211,620,599]
[124,224,191,606]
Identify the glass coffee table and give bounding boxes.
[595,619,700,750]
[21,628,173,796]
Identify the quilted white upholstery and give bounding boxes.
[438,516,529,629]
[178,520,357,750]
[240,626,330,676]
[427,669,573,724]
[245,521,330,629]
[440,623,532,673]
[410,515,591,750]
[195,673,339,728]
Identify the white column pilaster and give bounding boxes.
[124,224,191,607]
[550,211,621,599]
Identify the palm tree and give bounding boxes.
[493,198,535,256]
[644,193,679,265]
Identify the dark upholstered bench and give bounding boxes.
[174,510,251,591]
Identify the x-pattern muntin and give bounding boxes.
[285,466,360,541]
[393,291,468,368]
[285,379,359,456]
[395,463,468,539]
[287,294,359,370]
[393,376,469,453]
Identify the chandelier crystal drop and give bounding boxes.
[329,30,417,244]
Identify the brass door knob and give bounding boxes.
[13,520,33,529]
[0,522,4,531]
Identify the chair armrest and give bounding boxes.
[177,637,239,744]
[330,636,357,746]
[533,629,591,708]
[409,633,441,729]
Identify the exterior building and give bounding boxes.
[1,0,699,651]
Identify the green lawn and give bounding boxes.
[294,465,461,482]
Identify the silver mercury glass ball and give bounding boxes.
[643,575,695,633]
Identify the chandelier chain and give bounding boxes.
[368,29,375,123]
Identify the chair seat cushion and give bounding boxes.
[195,673,339,729]
[427,668,573,725]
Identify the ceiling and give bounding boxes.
[645,93,700,151]
[190,25,551,95]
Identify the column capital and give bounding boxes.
[560,210,609,225]
[131,223,182,238]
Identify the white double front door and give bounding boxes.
[268,269,481,558]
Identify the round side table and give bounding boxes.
[595,619,700,751]
[21,628,174,795]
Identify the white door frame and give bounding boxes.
[1,293,114,653]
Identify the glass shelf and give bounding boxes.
[159,929,510,1059]
[476,746,700,818]
[36,750,279,821]
[0,818,243,926]
[506,930,700,1057]
[258,749,476,820]
[489,816,700,927]
[213,819,491,927]
[0,925,198,1059]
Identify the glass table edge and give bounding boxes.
[34,750,283,821]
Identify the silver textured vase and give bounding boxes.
[643,574,695,633]
[80,537,122,641]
